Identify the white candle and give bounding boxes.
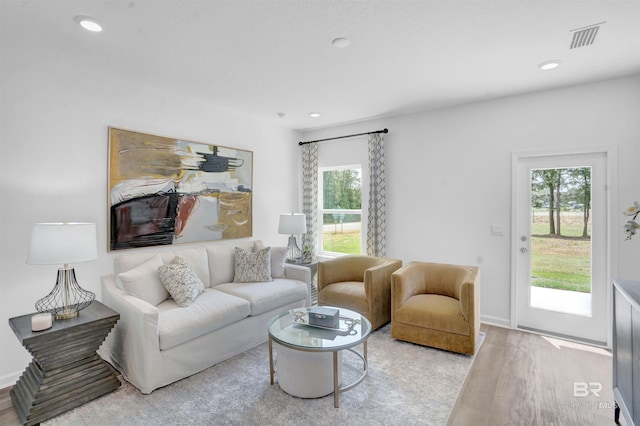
[31,313,52,331]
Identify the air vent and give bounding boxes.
[570,22,606,49]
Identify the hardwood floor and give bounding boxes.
[0,385,18,426]
[0,324,622,425]
[448,324,623,426]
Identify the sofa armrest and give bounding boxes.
[100,274,162,393]
[284,263,311,285]
[284,263,312,306]
[101,274,160,349]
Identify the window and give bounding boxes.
[319,165,362,255]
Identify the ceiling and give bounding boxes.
[3,1,640,131]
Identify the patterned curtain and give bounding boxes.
[301,143,318,258]
[367,132,386,257]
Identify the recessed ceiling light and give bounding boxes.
[538,60,561,70]
[309,112,321,118]
[332,37,351,48]
[74,15,103,32]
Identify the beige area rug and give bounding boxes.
[46,324,482,426]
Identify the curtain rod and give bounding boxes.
[298,128,388,145]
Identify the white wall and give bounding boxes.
[0,38,301,387]
[302,74,640,327]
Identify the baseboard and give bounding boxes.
[480,315,511,328]
[517,325,608,348]
[0,372,19,391]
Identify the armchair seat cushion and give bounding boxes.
[394,294,470,336]
[318,281,368,315]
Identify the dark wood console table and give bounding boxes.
[9,301,120,425]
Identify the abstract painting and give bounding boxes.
[108,127,253,251]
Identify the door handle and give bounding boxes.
[520,247,528,254]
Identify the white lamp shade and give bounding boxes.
[26,222,98,265]
[278,213,307,235]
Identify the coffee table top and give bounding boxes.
[268,306,371,351]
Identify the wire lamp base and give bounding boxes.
[286,235,303,263]
[35,266,95,320]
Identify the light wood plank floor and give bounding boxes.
[449,324,623,426]
[0,324,622,425]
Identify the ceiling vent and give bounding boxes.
[569,22,606,49]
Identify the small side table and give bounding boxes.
[287,259,318,305]
[9,301,120,425]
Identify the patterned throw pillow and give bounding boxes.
[254,241,287,278]
[233,246,272,283]
[158,256,205,307]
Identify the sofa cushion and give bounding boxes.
[157,288,251,350]
[118,253,169,306]
[234,246,272,283]
[394,294,470,336]
[158,256,205,307]
[216,278,308,316]
[207,241,256,286]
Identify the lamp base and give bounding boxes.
[35,266,95,320]
[286,235,303,263]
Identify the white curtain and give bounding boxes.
[301,143,318,257]
[367,132,386,257]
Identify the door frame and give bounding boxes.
[510,146,618,347]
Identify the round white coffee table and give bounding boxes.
[268,306,371,408]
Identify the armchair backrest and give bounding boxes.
[423,262,476,300]
[399,262,477,300]
[318,255,392,291]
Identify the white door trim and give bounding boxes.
[510,146,618,347]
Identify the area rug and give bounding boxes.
[46,324,481,426]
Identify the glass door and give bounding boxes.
[514,152,608,344]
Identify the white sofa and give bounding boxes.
[99,240,310,394]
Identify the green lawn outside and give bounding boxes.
[322,229,361,254]
[530,219,591,293]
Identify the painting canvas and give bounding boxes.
[108,127,253,251]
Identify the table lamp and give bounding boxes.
[26,222,98,319]
[278,213,307,263]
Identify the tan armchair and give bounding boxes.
[317,255,402,331]
[391,262,480,355]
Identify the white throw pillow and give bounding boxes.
[118,253,169,306]
[158,256,205,307]
[254,241,287,278]
[233,246,272,283]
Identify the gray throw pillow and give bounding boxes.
[234,246,272,283]
[158,256,205,307]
